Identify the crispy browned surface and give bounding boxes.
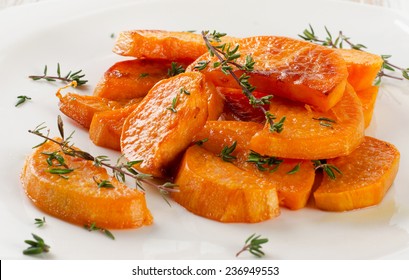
[189,36,348,111]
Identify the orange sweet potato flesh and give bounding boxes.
[57,92,124,128]
[113,30,208,61]
[193,121,315,210]
[89,103,140,151]
[21,139,153,229]
[93,59,190,100]
[356,86,379,128]
[337,48,383,91]
[250,83,364,159]
[314,136,400,211]
[190,36,348,111]
[121,72,210,177]
[172,145,280,223]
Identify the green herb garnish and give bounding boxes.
[236,233,268,258]
[29,63,88,86]
[23,234,50,255]
[15,95,31,107]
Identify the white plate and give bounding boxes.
[1,0,409,260]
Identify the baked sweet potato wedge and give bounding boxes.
[93,59,190,100]
[250,83,364,159]
[57,92,124,128]
[121,72,211,177]
[190,36,348,111]
[89,103,140,150]
[337,48,383,91]
[113,30,208,61]
[193,121,315,210]
[314,136,400,211]
[21,139,153,229]
[172,145,280,223]
[356,86,379,128]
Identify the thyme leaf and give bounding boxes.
[167,62,185,77]
[247,150,283,173]
[219,141,237,162]
[23,234,50,255]
[34,217,46,228]
[313,160,342,180]
[84,222,115,240]
[15,95,32,107]
[236,233,268,258]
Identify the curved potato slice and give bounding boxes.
[21,139,153,229]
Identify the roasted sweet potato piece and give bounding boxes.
[356,86,379,128]
[113,30,208,61]
[172,145,280,223]
[337,48,383,91]
[314,136,400,211]
[190,36,348,111]
[89,103,140,150]
[121,72,211,177]
[21,139,153,229]
[249,83,364,160]
[94,59,190,100]
[193,121,315,210]
[57,92,123,128]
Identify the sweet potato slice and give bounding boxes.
[57,92,124,128]
[121,72,210,177]
[21,139,153,229]
[190,36,348,111]
[356,86,379,128]
[172,145,280,223]
[113,30,208,61]
[249,83,364,159]
[337,48,383,91]
[314,136,400,211]
[89,103,140,151]
[193,121,315,210]
[93,59,190,100]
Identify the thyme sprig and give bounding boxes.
[299,24,367,50]
[313,160,342,180]
[34,217,46,228]
[313,117,336,129]
[167,62,185,77]
[28,116,178,203]
[198,30,285,133]
[15,95,31,107]
[299,25,409,84]
[236,233,268,258]
[23,233,50,255]
[84,222,115,240]
[375,54,409,85]
[247,150,283,173]
[219,141,237,162]
[29,63,88,86]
